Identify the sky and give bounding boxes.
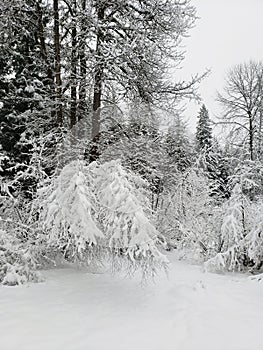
[179,0,263,132]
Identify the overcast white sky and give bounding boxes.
[179,0,263,132]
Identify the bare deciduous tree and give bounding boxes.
[217,61,263,160]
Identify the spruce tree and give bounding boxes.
[195,104,213,152]
[195,105,229,199]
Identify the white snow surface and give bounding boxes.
[0,254,262,350]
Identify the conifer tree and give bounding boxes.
[195,104,213,152]
[195,105,229,199]
[165,114,193,173]
[0,0,55,195]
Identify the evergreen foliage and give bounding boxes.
[0,1,262,286]
[0,0,55,195]
[195,104,213,152]
[195,106,229,199]
[165,114,193,173]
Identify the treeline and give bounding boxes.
[0,1,262,285]
[0,0,204,194]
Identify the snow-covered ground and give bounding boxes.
[1,254,262,350]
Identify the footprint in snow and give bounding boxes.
[193,280,206,292]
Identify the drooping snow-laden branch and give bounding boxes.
[37,160,168,272]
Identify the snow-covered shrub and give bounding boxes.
[38,159,168,276]
[247,221,263,271]
[204,184,248,272]
[0,229,41,286]
[204,185,262,273]
[246,200,263,271]
[219,184,248,248]
[228,160,263,200]
[0,178,43,285]
[91,160,168,276]
[38,160,104,262]
[157,168,219,261]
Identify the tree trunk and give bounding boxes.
[70,0,77,128]
[92,71,103,139]
[91,4,105,140]
[53,0,63,126]
[36,1,56,120]
[248,111,254,161]
[258,103,262,160]
[79,0,87,120]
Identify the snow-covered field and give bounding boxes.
[1,254,262,350]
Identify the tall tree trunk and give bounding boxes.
[258,103,262,160]
[53,0,63,126]
[36,1,56,120]
[79,0,87,120]
[248,111,254,161]
[92,70,103,139]
[91,4,105,140]
[70,0,77,128]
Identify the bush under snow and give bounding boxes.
[204,185,263,273]
[38,161,104,262]
[0,229,41,286]
[37,160,168,276]
[91,160,168,276]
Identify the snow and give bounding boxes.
[0,254,262,350]
[24,85,35,94]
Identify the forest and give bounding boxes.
[0,0,262,286]
[1,1,263,349]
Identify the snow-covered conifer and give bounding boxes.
[165,114,193,173]
[195,104,213,152]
